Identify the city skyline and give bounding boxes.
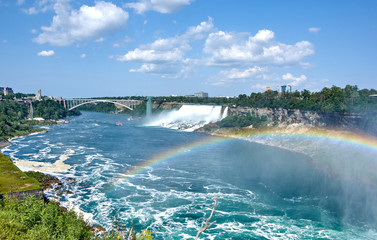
[0,0,376,98]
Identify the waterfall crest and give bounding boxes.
[146,105,228,131]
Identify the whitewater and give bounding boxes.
[2,109,377,239]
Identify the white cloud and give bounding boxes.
[2,40,7,44]
[33,1,129,46]
[37,50,55,57]
[23,0,61,15]
[31,29,38,34]
[17,0,24,5]
[113,36,133,48]
[81,53,86,58]
[220,67,266,80]
[119,47,185,63]
[282,73,307,86]
[117,18,214,77]
[204,29,314,66]
[308,27,321,33]
[116,17,314,84]
[183,17,214,40]
[209,67,267,86]
[95,37,105,43]
[126,0,193,14]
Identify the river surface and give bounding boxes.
[2,111,377,239]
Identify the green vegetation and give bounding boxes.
[77,102,148,118]
[0,195,154,239]
[231,85,377,114]
[0,100,40,140]
[33,100,80,120]
[0,100,80,141]
[0,157,153,239]
[216,113,268,128]
[78,85,377,117]
[0,153,40,193]
[77,102,117,113]
[0,196,93,240]
[121,102,147,117]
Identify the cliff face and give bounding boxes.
[229,107,368,130]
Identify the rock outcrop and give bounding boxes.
[228,107,370,130]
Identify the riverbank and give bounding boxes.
[0,141,10,149]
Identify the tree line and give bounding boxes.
[0,100,80,141]
[90,85,377,114]
[230,85,377,114]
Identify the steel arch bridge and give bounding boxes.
[63,99,143,111]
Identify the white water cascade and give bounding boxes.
[146,105,228,131]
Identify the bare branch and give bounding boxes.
[195,194,218,240]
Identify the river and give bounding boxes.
[2,111,377,239]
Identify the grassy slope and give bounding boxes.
[0,153,41,194]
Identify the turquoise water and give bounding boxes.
[2,111,377,239]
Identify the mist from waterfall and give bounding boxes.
[145,105,228,131]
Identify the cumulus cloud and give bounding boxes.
[204,29,314,66]
[81,53,86,58]
[17,0,24,5]
[126,0,193,14]
[116,17,314,83]
[33,1,129,46]
[308,27,321,33]
[282,73,307,86]
[220,67,266,80]
[37,50,55,57]
[117,18,214,77]
[23,0,60,15]
[209,66,267,86]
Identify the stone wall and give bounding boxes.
[0,188,43,200]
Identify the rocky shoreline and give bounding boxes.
[0,141,10,149]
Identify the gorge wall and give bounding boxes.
[229,107,375,133]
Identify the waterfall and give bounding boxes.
[146,105,227,131]
[222,106,228,119]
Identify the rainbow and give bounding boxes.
[109,128,377,192]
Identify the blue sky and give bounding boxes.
[0,0,376,98]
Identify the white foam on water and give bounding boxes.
[13,154,72,173]
[145,105,227,131]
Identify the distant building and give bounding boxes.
[195,92,208,98]
[265,86,271,92]
[0,87,13,95]
[281,85,292,93]
[36,89,42,100]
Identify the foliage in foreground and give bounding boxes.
[0,196,92,240]
[0,196,154,240]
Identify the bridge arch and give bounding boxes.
[69,100,133,111]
